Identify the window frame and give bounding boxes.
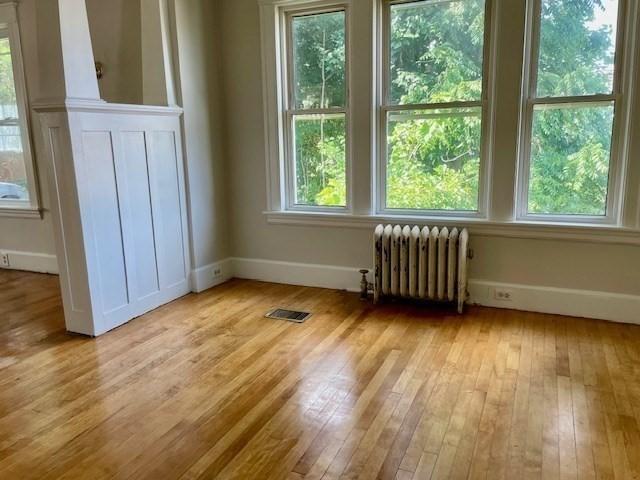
[376,0,495,219]
[0,3,39,215]
[516,0,629,224]
[280,2,352,213]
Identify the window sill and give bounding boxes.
[0,206,43,219]
[263,210,640,246]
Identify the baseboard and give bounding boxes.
[231,257,367,293]
[468,280,640,325]
[190,258,234,293]
[0,250,58,274]
[225,257,640,325]
[3,252,636,324]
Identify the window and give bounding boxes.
[380,0,489,214]
[261,0,640,235]
[283,7,349,209]
[0,6,37,213]
[519,0,623,220]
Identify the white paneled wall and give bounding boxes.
[37,102,190,335]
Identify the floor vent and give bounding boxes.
[265,308,312,323]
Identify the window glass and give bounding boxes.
[389,0,485,105]
[536,0,619,98]
[526,0,620,217]
[528,103,614,215]
[0,36,28,202]
[292,11,346,109]
[293,114,346,206]
[384,0,486,212]
[289,10,347,207]
[386,107,481,211]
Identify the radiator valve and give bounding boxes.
[359,269,369,300]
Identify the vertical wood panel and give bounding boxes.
[148,130,187,289]
[82,131,129,314]
[121,131,161,300]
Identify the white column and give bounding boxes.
[141,0,177,106]
[35,0,101,103]
[33,0,102,335]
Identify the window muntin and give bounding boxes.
[285,8,348,209]
[382,0,488,213]
[521,0,622,219]
[0,33,32,205]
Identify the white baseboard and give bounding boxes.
[190,258,234,293]
[220,257,640,325]
[468,280,640,325]
[231,257,367,292]
[0,250,58,274]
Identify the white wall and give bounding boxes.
[0,0,57,272]
[220,0,640,302]
[86,0,143,105]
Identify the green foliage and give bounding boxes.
[293,12,345,109]
[292,12,346,206]
[386,0,484,210]
[294,115,346,206]
[529,105,613,215]
[0,39,17,106]
[292,0,617,214]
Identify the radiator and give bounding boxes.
[373,224,470,313]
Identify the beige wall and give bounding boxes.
[220,0,640,296]
[0,0,144,262]
[0,0,57,259]
[173,0,230,266]
[86,0,143,105]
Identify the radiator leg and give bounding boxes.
[458,296,464,314]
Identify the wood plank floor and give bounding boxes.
[1,270,640,479]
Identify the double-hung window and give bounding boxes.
[0,4,37,214]
[519,0,624,222]
[379,0,490,215]
[283,5,349,210]
[262,0,640,235]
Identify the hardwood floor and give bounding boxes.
[1,270,640,479]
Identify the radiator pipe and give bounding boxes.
[359,269,372,300]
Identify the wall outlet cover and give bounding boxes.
[0,252,10,268]
[493,288,514,301]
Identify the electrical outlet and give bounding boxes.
[493,288,513,301]
[212,267,222,279]
[0,252,9,268]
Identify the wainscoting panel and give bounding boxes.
[37,104,190,336]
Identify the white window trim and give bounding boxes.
[516,0,633,225]
[260,0,352,214]
[0,3,40,216]
[375,0,496,219]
